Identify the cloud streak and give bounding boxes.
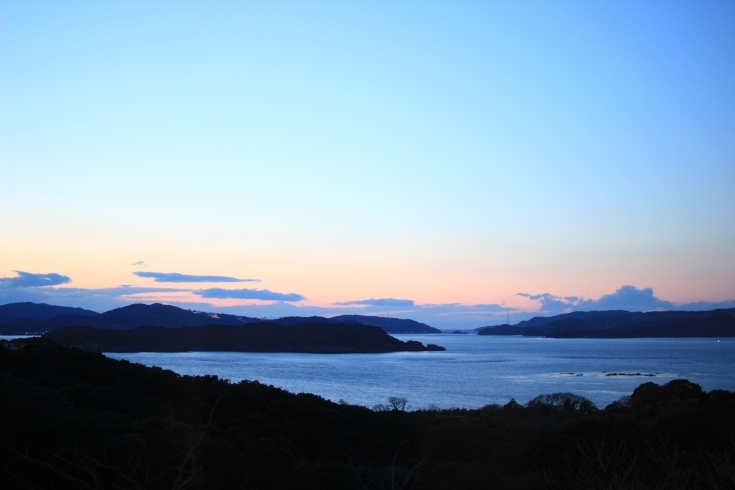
[0,271,72,288]
[134,272,260,283]
[194,288,305,302]
[336,298,415,307]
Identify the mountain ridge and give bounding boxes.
[0,302,99,322]
[0,302,439,334]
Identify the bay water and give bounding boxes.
[104,335,735,409]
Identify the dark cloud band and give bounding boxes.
[134,272,260,283]
[0,271,72,288]
[194,288,305,302]
[336,298,415,307]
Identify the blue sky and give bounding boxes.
[1,1,734,328]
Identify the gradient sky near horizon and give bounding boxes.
[2,1,734,328]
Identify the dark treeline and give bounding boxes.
[1,339,734,489]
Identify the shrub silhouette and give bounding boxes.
[629,379,707,409]
[527,392,597,413]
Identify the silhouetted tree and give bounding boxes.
[388,397,408,412]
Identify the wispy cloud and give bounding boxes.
[336,298,415,307]
[677,299,735,310]
[194,288,305,302]
[518,285,735,314]
[134,272,260,283]
[0,271,72,288]
[516,292,582,315]
[132,261,146,267]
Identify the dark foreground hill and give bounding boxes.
[43,323,446,353]
[0,302,439,335]
[478,308,735,338]
[1,340,734,490]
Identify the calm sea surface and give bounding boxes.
[103,335,735,410]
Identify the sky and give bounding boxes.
[1,1,734,329]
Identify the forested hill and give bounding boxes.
[477,308,735,338]
[43,323,446,353]
[548,310,735,338]
[0,302,439,334]
[515,308,735,329]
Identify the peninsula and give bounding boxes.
[43,322,446,354]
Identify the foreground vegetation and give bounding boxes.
[1,339,734,489]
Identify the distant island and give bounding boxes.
[0,302,441,335]
[477,308,735,338]
[43,323,446,354]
